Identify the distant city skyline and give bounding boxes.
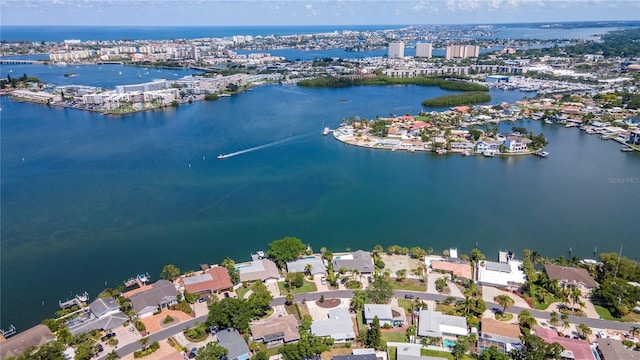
[1,0,638,27]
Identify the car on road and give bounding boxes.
[321,277,327,285]
[404,294,415,299]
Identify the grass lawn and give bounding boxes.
[257,343,282,357]
[420,349,474,360]
[356,311,366,332]
[496,313,514,322]
[388,347,397,360]
[236,286,251,299]
[397,299,413,312]
[381,331,407,343]
[534,295,558,310]
[390,279,427,292]
[595,305,618,321]
[435,304,458,316]
[278,280,317,295]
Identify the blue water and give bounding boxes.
[1,32,640,332]
[0,25,407,42]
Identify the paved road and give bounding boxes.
[105,289,639,359]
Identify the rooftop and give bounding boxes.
[250,314,300,343]
[216,328,250,360]
[0,325,56,360]
[430,260,473,280]
[238,259,280,283]
[536,327,594,360]
[364,304,393,320]
[544,264,598,288]
[286,257,326,275]
[181,266,233,294]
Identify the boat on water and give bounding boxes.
[544,119,553,124]
[483,150,495,157]
[621,146,634,152]
[323,127,331,136]
[218,154,225,159]
[537,151,550,157]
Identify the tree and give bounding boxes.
[350,290,366,312]
[221,257,240,285]
[106,351,119,360]
[495,294,514,315]
[304,263,313,277]
[561,312,570,332]
[412,266,425,282]
[630,326,640,340]
[510,333,563,360]
[139,337,149,350]
[396,269,407,282]
[252,351,268,360]
[577,323,592,339]
[362,277,393,304]
[15,340,66,360]
[56,326,72,345]
[550,311,559,328]
[285,292,295,305]
[480,346,510,360]
[160,264,180,281]
[451,336,470,360]
[366,316,384,350]
[196,342,228,360]
[266,237,306,267]
[518,310,537,331]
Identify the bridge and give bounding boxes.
[0,59,43,65]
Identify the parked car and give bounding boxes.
[198,296,209,303]
[404,294,415,299]
[321,277,327,285]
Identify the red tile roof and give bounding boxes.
[536,327,594,360]
[181,266,233,294]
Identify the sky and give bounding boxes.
[1,0,638,27]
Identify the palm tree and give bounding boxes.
[495,294,514,315]
[550,311,559,328]
[304,264,312,278]
[630,326,640,340]
[561,312,570,332]
[396,269,407,282]
[569,287,581,312]
[139,337,149,350]
[412,266,424,282]
[577,324,592,340]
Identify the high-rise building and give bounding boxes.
[388,42,405,59]
[445,45,480,60]
[415,42,433,58]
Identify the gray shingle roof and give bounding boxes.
[216,328,250,360]
[286,258,325,275]
[364,304,393,321]
[332,251,375,274]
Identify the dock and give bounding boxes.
[59,291,89,309]
[124,272,151,288]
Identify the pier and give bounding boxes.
[0,59,43,65]
[0,325,17,338]
[124,272,151,288]
[58,291,89,309]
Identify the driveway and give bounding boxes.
[482,286,530,309]
[313,274,330,292]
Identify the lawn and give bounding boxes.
[390,279,427,292]
[236,286,251,299]
[435,304,458,316]
[257,343,282,357]
[356,311,366,332]
[420,349,474,360]
[381,331,407,343]
[534,294,558,310]
[595,305,617,321]
[278,280,317,295]
[388,347,397,360]
[495,313,514,322]
[397,299,413,312]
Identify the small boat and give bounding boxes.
[537,151,549,157]
[483,150,495,157]
[217,154,225,159]
[544,119,553,124]
[323,127,330,136]
[621,146,634,152]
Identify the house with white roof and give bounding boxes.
[311,308,355,342]
[477,253,526,289]
[417,309,468,338]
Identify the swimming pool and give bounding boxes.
[443,339,456,348]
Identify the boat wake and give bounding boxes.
[218,135,301,159]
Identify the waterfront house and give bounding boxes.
[628,129,640,145]
[430,259,473,282]
[477,252,526,290]
[67,296,129,335]
[450,141,475,151]
[179,266,233,297]
[217,328,251,360]
[250,314,300,347]
[503,136,530,152]
[477,318,521,354]
[0,325,56,360]
[475,141,501,154]
[332,250,375,276]
[417,309,468,338]
[535,327,595,360]
[237,257,280,283]
[127,280,179,318]
[286,257,326,276]
[333,354,377,360]
[311,308,356,342]
[544,264,598,294]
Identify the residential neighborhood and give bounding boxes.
[2,238,640,360]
